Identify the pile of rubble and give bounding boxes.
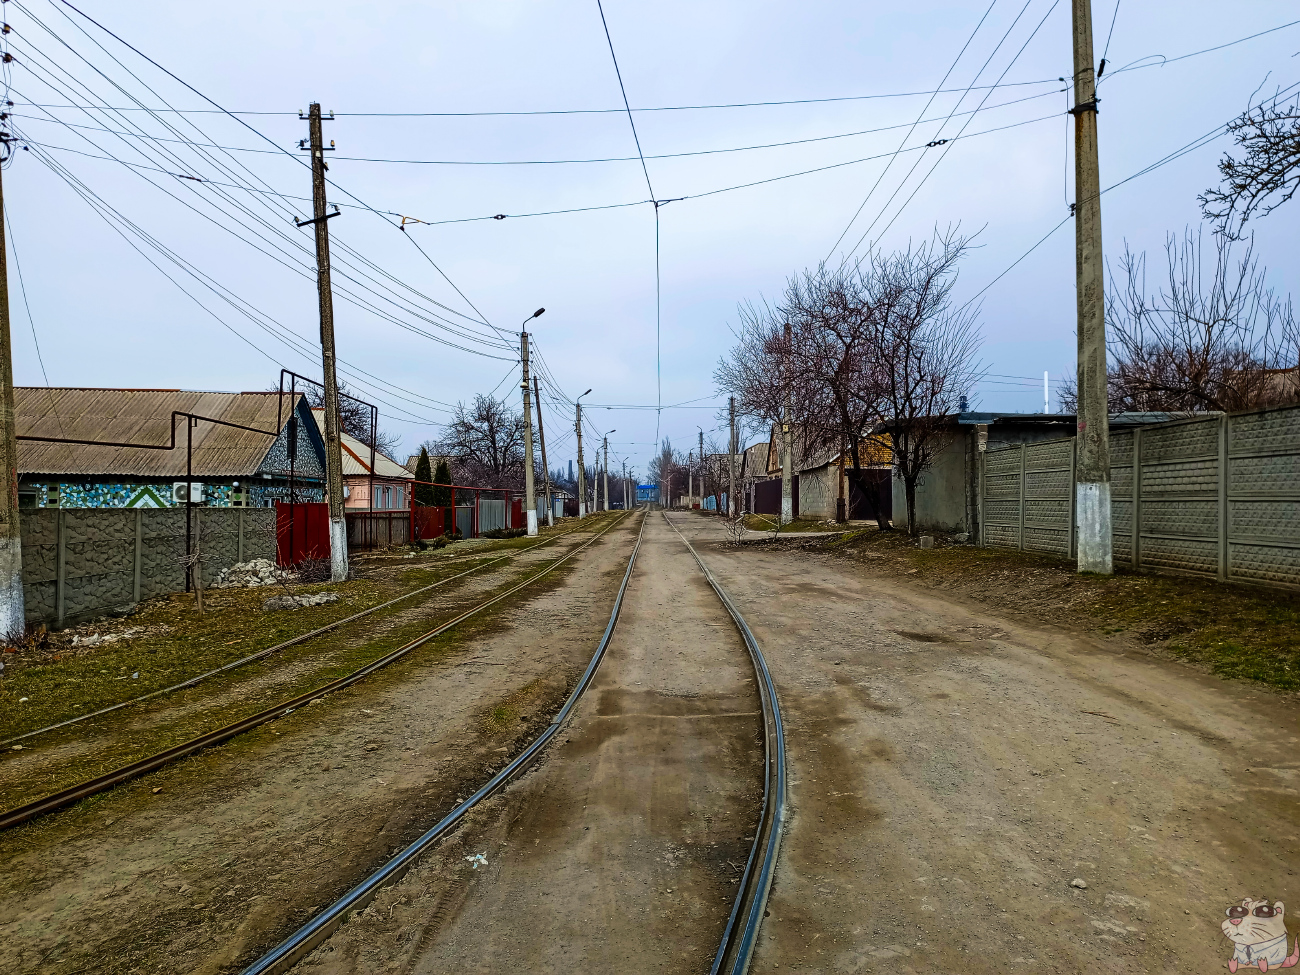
[262,592,340,612]
[215,558,296,588]
[69,624,170,648]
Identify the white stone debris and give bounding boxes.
[71,627,149,648]
[215,558,298,588]
[262,592,341,612]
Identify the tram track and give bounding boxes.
[0,514,630,832]
[236,508,785,975]
[0,521,592,751]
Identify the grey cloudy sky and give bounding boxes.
[4,0,1297,477]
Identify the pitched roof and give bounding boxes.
[310,408,411,480]
[16,388,298,478]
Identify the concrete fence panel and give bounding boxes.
[980,403,1300,592]
[20,506,275,629]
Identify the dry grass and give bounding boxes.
[817,527,1300,693]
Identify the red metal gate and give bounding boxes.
[276,501,330,567]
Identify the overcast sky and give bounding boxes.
[3,0,1297,478]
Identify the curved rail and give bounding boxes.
[663,511,787,975]
[238,510,649,975]
[0,521,592,749]
[0,514,632,832]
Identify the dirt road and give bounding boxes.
[0,515,642,975]
[668,513,1299,975]
[295,509,766,973]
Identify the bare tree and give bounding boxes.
[302,380,401,458]
[1061,229,1298,413]
[1201,91,1300,238]
[647,438,685,505]
[780,264,893,530]
[429,394,532,490]
[867,231,981,537]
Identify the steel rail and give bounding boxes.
[0,513,632,832]
[238,510,649,975]
[662,511,787,975]
[0,521,591,749]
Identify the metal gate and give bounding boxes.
[479,498,506,533]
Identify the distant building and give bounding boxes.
[16,387,324,509]
[308,409,412,511]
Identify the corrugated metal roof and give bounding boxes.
[309,409,412,480]
[17,388,297,478]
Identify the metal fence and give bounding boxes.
[980,404,1300,591]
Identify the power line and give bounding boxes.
[851,0,1061,256]
[957,77,1300,312]
[10,88,1065,165]
[827,0,1001,261]
[10,79,1065,117]
[1101,17,1300,82]
[22,139,456,427]
[6,23,509,350]
[40,0,500,342]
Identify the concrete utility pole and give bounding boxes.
[698,429,705,510]
[534,377,553,527]
[0,149,25,636]
[575,389,590,517]
[302,103,348,582]
[601,433,613,511]
[728,396,737,519]
[520,310,543,536]
[687,450,693,508]
[781,322,794,526]
[1072,0,1112,574]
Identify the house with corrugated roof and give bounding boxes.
[309,408,412,511]
[16,387,326,508]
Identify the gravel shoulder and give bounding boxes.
[0,514,641,975]
[671,514,1299,975]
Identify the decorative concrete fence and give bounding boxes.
[21,507,276,628]
[980,404,1300,591]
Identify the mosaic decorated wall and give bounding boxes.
[25,479,324,509]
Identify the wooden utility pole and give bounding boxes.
[1072,0,1112,574]
[534,377,553,527]
[781,322,794,526]
[301,103,348,582]
[0,153,25,637]
[521,331,537,536]
[728,396,737,519]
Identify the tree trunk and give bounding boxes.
[850,442,891,532]
[904,475,920,539]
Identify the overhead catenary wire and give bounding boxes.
[594,0,664,449]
